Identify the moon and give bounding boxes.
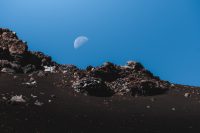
[74,36,88,49]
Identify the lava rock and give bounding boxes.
[0,28,56,74]
[86,65,94,71]
[37,70,46,77]
[31,52,53,66]
[72,77,114,97]
[131,80,168,96]
[90,62,121,82]
[22,64,36,74]
[127,61,144,71]
[72,61,169,97]
[9,41,27,54]
[1,68,15,73]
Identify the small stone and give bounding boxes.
[171,84,175,87]
[29,77,35,82]
[10,95,26,103]
[50,95,56,98]
[13,76,18,79]
[171,108,176,111]
[1,68,15,73]
[184,93,191,98]
[34,100,44,106]
[31,94,37,98]
[146,105,151,109]
[40,92,45,95]
[37,71,45,77]
[150,98,156,102]
[23,81,37,86]
[2,97,7,100]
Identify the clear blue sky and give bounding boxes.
[1,0,200,86]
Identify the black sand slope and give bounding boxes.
[1,28,200,133]
[0,73,200,133]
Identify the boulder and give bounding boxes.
[86,65,94,71]
[9,41,28,54]
[90,62,121,82]
[31,52,53,66]
[131,80,168,96]
[72,77,114,97]
[22,64,36,74]
[127,61,144,71]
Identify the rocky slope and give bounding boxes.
[0,28,171,97]
[0,28,56,73]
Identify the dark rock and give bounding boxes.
[0,60,22,72]
[86,65,94,71]
[127,61,144,71]
[131,80,166,96]
[0,29,18,39]
[10,62,21,72]
[37,70,46,77]
[90,62,121,82]
[71,61,169,97]
[31,52,53,66]
[59,65,79,72]
[22,64,36,74]
[72,77,114,97]
[0,28,56,73]
[9,41,27,54]
[0,60,10,67]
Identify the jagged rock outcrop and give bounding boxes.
[0,28,56,73]
[71,61,170,97]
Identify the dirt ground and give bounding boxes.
[0,73,200,133]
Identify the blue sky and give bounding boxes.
[1,0,200,86]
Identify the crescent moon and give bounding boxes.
[74,36,88,49]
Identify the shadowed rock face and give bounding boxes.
[89,62,121,82]
[0,28,170,97]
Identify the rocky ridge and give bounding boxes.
[71,61,170,96]
[0,28,56,73]
[0,28,171,97]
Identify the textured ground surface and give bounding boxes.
[0,73,200,133]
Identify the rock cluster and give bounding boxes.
[72,61,170,97]
[0,28,56,73]
[72,77,114,97]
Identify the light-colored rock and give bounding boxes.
[10,95,26,103]
[184,93,191,98]
[34,100,44,106]
[44,66,56,73]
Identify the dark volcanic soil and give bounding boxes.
[0,72,200,133]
